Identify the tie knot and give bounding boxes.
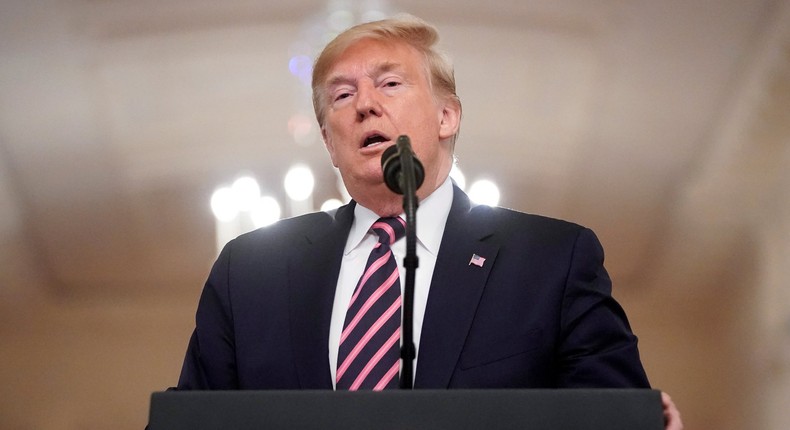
[371,217,406,245]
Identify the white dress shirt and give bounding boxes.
[328,176,454,388]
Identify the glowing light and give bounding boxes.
[450,164,466,191]
[288,55,313,85]
[288,55,312,76]
[468,179,501,206]
[210,187,238,222]
[231,176,261,211]
[284,164,315,201]
[320,198,343,212]
[250,196,281,228]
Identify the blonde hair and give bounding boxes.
[311,14,461,131]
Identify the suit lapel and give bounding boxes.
[415,186,499,388]
[288,203,355,389]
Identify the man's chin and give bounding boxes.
[347,180,393,198]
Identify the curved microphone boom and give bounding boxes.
[380,135,422,389]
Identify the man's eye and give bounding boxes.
[334,92,351,101]
[383,81,400,88]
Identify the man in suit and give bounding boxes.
[176,14,682,428]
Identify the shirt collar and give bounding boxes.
[345,176,454,256]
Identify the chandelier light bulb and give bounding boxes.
[468,179,501,206]
[250,196,282,228]
[231,176,261,211]
[210,187,239,222]
[284,164,315,201]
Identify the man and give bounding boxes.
[176,14,682,428]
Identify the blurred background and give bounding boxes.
[1,0,789,428]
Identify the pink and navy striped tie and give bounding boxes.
[336,217,406,390]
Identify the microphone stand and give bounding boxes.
[396,137,419,390]
[381,136,424,389]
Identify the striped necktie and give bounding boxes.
[336,216,406,390]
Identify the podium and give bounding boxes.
[148,389,663,429]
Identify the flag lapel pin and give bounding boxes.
[469,254,486,267]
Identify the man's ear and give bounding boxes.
[438,99,461,140]
[321,126,339,167]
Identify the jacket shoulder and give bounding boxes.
[469,204,587,239]
[223,204,352,255]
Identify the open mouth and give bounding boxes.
[362,133,390,148]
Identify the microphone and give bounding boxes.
[380,135,422,389]
[381,136,425,194]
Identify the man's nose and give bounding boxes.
[355,84,383,120]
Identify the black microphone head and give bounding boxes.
[381,144,402,194]
[381,136,425,195]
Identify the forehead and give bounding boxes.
[325,38,427,81]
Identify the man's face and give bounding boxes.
[320,38,459,211]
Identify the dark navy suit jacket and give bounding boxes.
[177,186,649,389]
